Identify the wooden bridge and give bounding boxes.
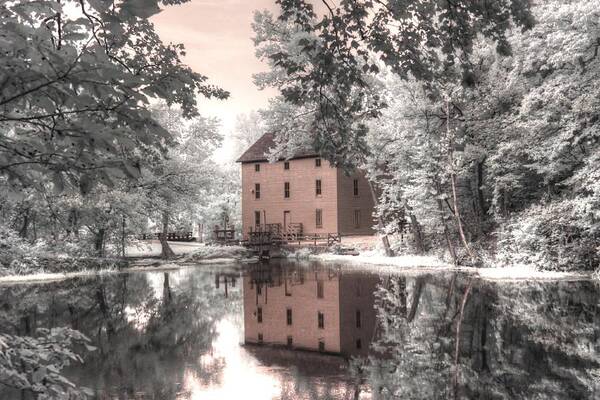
[242,223,342,258]
[141,232,194,242]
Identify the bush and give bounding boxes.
[0,328,94,399]
[496,201,599,271]
[0,226,44,272]
[0,224,128,276]
[183,245,253,261]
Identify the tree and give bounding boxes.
[231,111,267,159]
[143,105,222,258]
[253,0,533,166]
[0,0,227,195]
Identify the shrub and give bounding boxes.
[183,245,253,261]
[0,328,94,399]
[496,201,599,271]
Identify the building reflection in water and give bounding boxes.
[242,261,379,358]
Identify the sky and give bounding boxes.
[152,0,280,163]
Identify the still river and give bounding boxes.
[1,260,599,399]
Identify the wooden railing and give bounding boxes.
[141,232,194,242]
[244,223,344,248]
[214,228,235,242]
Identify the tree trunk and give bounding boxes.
[160,212,176,259]
[453,279,473,400]
[407,277,425,323]
[67,209,80,238]
[450,173,476,258]
[367,180,395,257]
[31,212,37,242]
[475,160,486,217]
[121,215,126,258]
[437,197,458,266]
[501,189,509,218]
[473,159,486,237]
[445,98,476,261]
[398,277,407,318]
[18,208,29,239]
[96,284,115,336]
[95,229,105,257]
[163,272,172,305]
[408,213,425,254]
[52,219,58,241]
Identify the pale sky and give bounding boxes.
[152,0,280,162]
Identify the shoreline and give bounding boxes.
[0,256,259,285]
[0,252,595,285]
[311,253,595,281]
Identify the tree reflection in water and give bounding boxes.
[0,269,238,399]
[355,273,600,399]
[0,264,598,400]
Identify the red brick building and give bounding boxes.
[237,133,376,239]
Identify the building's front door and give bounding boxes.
[283,211,290,233]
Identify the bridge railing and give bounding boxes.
[141,232,194,242]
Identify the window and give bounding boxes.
[354,209,361,228]
[356,339,362,349]
[315,158,321,167]
[318,312,324,329]
[255,183,261,199]
[284,161,290,170]
[257,307,262,323]
[353,179,359,196]
[315,209,323,228]
[315,179,322,196]
[284,182,290,198]
[356,310,361,328]
[257,284,262,295]
[255,163,260,172]
[318,340,325,352]
[287,336,293,347]
[254,211,261,227]
[317,280,324,298]
[258,333,263,343]
[286,308,292,325]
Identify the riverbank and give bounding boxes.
[312,252,596,281]
[0,243,257,285]
[1,250,596,285]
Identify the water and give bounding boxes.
[0,261,599,399]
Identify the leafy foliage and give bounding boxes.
[253,0,532,166]
[0,0,227,193]
[0,270,239,398]
[0,328,94,399]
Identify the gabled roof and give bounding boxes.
[236,132,318,163]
